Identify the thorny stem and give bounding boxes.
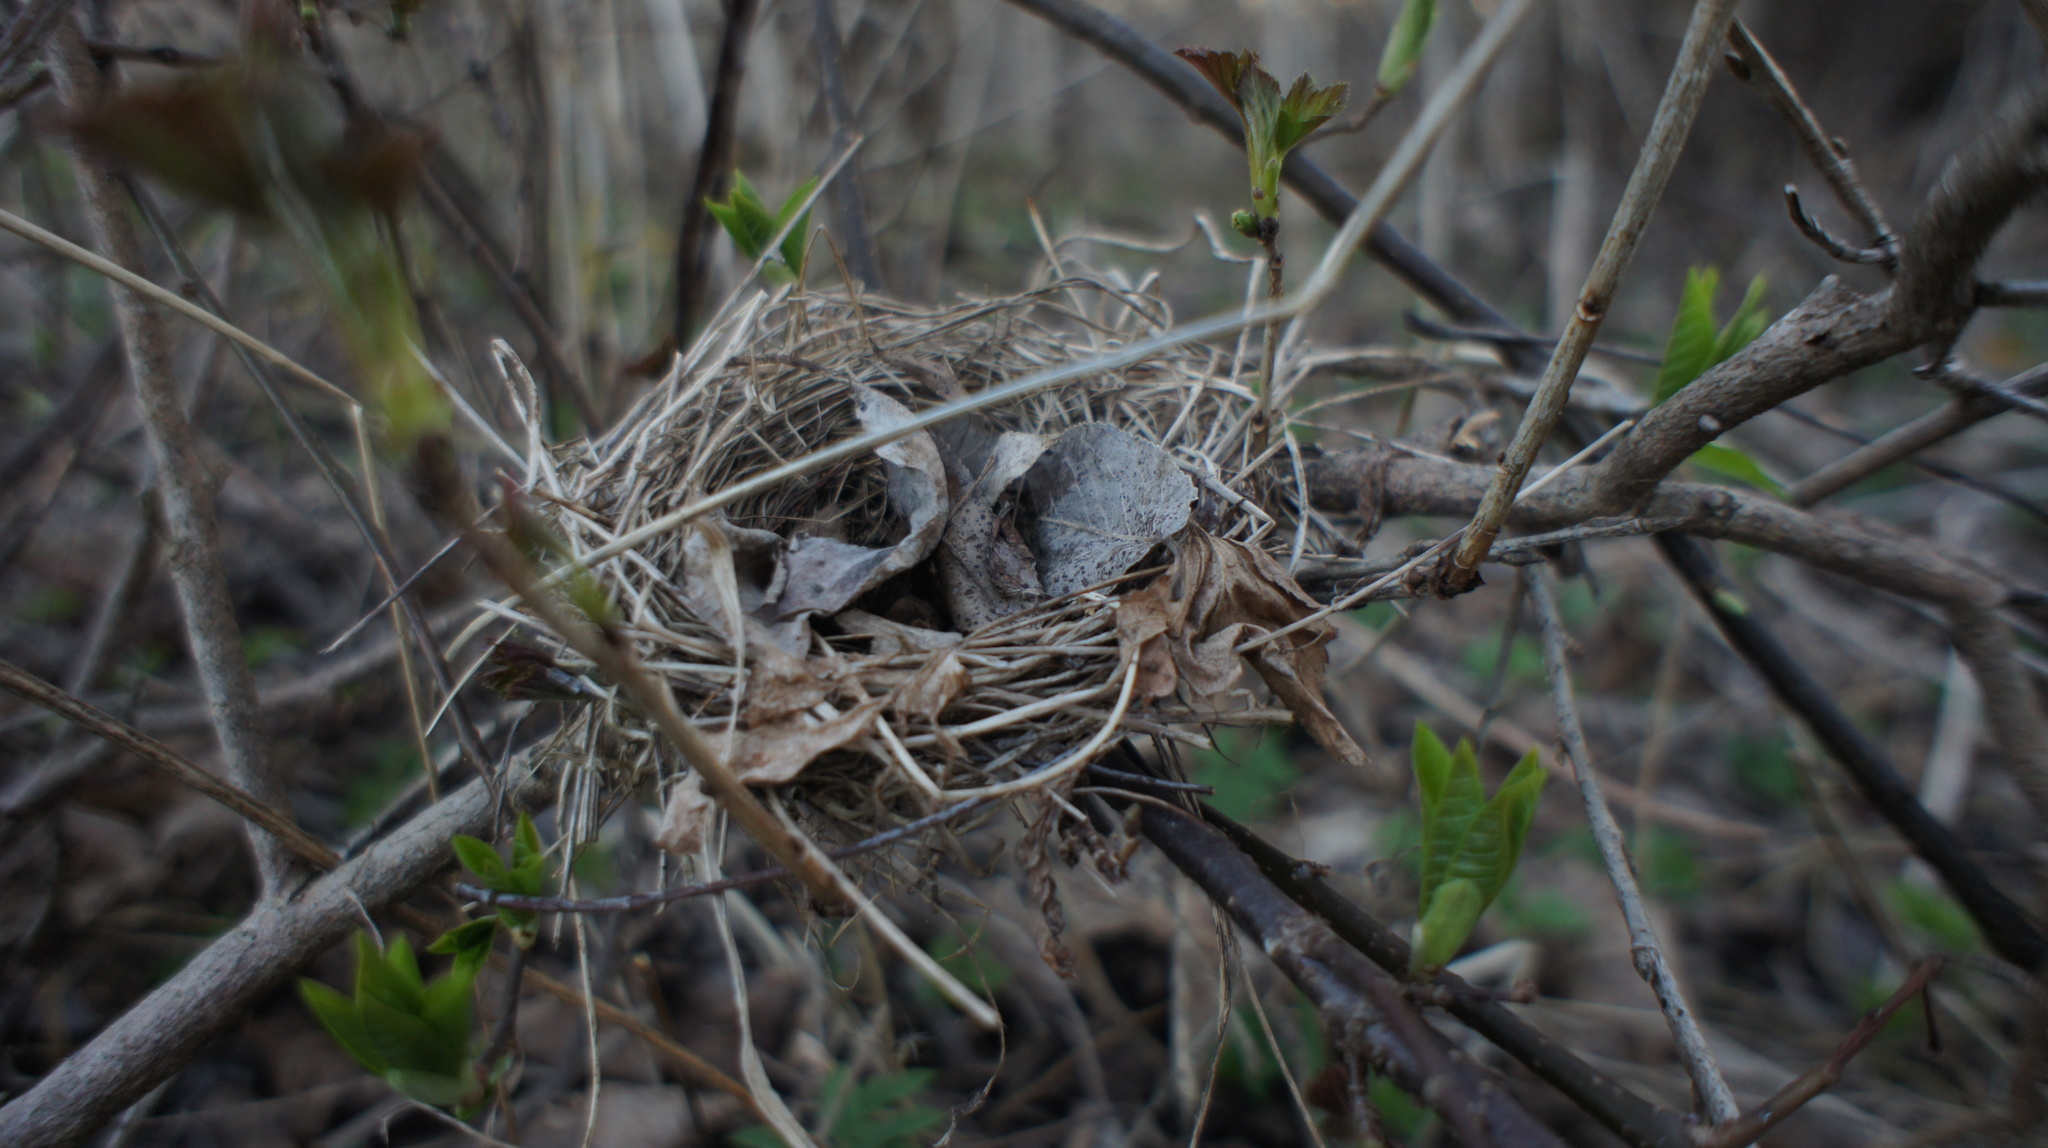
[1442,0,1741,593]
[1526,567,1740,1124]
[1254,232,1284,459]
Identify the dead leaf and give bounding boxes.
[1113,526,1366,767]
[1021,423,1195,597]
[768,385,950,621]
[834,608,964,657]
[730,697,889,785]
[894,645,970,724]
[938,430,1048,629]
[654,777,717,855]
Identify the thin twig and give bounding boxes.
[1442,0,1741,592]
[672,0,760,342]
[1527,566,1739,1123]
[1726,20,1896,263]
[1699,959,1946,1148]
[811,0,883,290]
[52,25,294,893]
[1978,279,2048,307]
[1655,534,2048,971]
[457,797,993,913]
[0,658,338,871]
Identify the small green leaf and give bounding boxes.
[354,933,424,1014]
[360,992,465,1079]
[1377,0,1438,98]
[1688,443,1784,496]
[1414,724,1484,914]
[451,835,509,887]
[774,177,818,276]
[1711,274,1770,364]
[1410,876,1483,974]
[385,1067,479,1109]
[513,812,543,865]
[1653,267,1722,403]
[1887,879,1981,952]
[300,980,387,1075]
[427,917,499,957]
[1273,73,1350,153]
[1231,209,1259,238]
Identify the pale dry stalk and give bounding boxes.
[1444,0,1741,590]
[48,22,295,894]
[1526,567,1739,1124]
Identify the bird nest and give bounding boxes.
[493,278,1367,856]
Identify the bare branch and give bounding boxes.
[1442,0,1742,592]
[1139,802,1569,1148]
[673,0,760,342]
[1978,278,2048,307]
[0,658,338,871]
[1699,959,1945,1148]
[811,0,883,289]
[1727,21,1896,260]
[1783,185,1892,265]
[1205,807,1698,1148]
[0,762,553,1148]
[1656,534,2048,972]
[1528,568,1739,1122]
[1786,362,2048,506]
[50,23,295,893]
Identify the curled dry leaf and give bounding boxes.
[1115,526,1367,767]
[938,428,1049,629]
[654,776,718,855]
[730,696,890,785]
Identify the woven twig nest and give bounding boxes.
[497,278,1365,854]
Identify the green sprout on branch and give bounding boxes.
[1409,722,1545,976]
[706,171,818,285]
[299,931,486,1112]
[1173,48,1348,242]
[441,811,548,953]
[1653,267,1781,494]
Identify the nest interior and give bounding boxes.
[503,277,1366,853]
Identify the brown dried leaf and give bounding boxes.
[653,777,717,855]
[895,645,970,725]
[1113,527,1366,767]
[730,696,888,785]
[939,430,1048,629]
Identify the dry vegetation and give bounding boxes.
[3,0,2048,1146]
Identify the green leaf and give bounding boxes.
[360,992,466,1078]
[1711,274,1770,364]
[1653,267,1722,403]
[728,1128,788,1148]
[300,980,387,1075]
[1887,879,1981,952]
[1413,723,1483,914]
[1273,73,1350,153]
[427,917,499,957]
[421,962,478,1052]
[1410,876,1483,974]
[451,835,509,888]
[1688,443,1784,496]
[705,197,758,260]
[513,812,543,868]
[1377,0,1438,98]
[354,933,423,1014]
[774,177,818,276]
[385,1067,479,1109]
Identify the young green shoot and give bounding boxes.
[1409,722,1545,975]
[1653,268,1780,493]
[1175,48,1347,454]
[706,171,818,286]
[299,931,487,1114]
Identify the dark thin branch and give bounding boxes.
[82,39,218,67]
[1656,534,2048,972]
[458,797,994,913]
[123,180,495,788]
[1727,21,1896,262]
[1784,185,1891,265]
[1139,802,1569,1148]
[0,0,73,94]
[811,0,883,290]
[994,0,1548,373]
[1201,806,1696,1148]
[1979,279,2048,307]
[419,164,603,431]
[0,658,339,871]
[1699,959,1946,1148]
[1401,311,1663,365]
[673,0,760,343]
